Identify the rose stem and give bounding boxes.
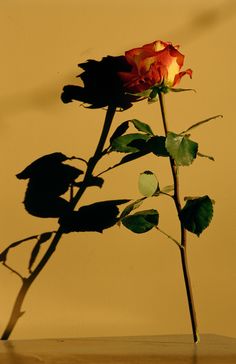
[158,92,199,343]
[1,104,117,340]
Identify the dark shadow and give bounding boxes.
[61,56,140,110]
[16,152,83,218]
[60,199,129,233]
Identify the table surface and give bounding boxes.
[0,334,235,364]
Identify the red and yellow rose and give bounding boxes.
[119,40,192,95]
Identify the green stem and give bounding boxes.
[158,93,199,343]
[156,227,182,249]
[1,104,117,340]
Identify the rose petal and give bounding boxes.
[173,68,193,86]
[165,57,181,86]
[152,40,171,52]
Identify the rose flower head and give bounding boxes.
[118,40,192,101]
[61,56,141,110]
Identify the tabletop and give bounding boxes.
[0,334,236,364]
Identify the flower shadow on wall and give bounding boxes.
[61,55,141,110]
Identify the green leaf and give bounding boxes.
[179,195,214,236]
[111,133,150,153]
[170,88,196,93]
[121,209,159,234]
[148,87,160,102]
[138,171,159,197]
[165,132,198,166]
[110,121,129,143]
[128,139,147,151]
[110,119,154,147]
[117,151,148,166]
[119,198,145,220]
[131,119,154,135]
[146,136,169,157]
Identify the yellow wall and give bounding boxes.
[0,0,236,339]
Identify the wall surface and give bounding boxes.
[0,0,236,339]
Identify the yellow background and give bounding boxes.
[0,0,235,339]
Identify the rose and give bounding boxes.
[118,40,192,96]
[61,56,140,110]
